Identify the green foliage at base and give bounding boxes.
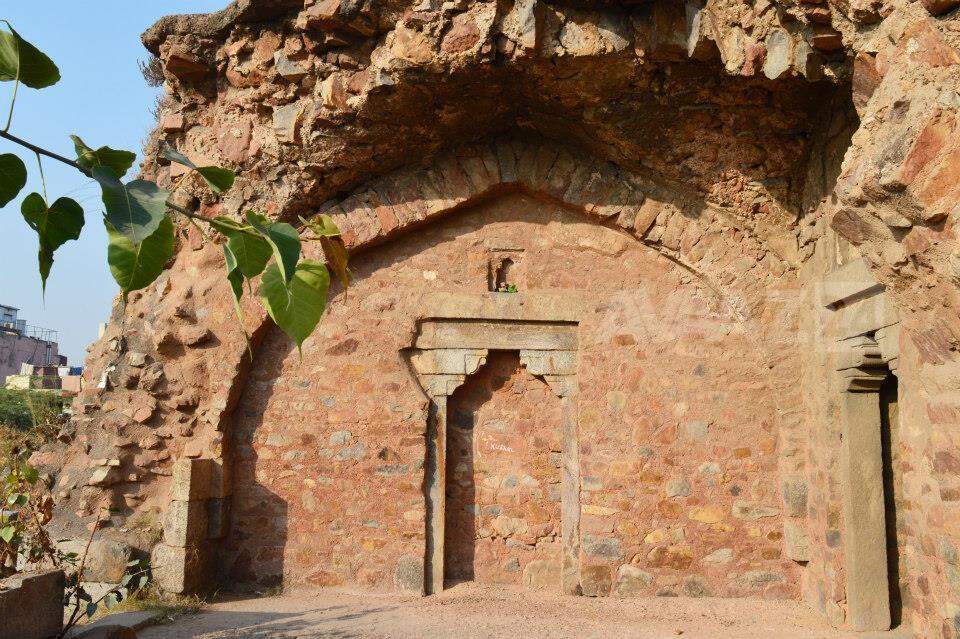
[0,388,64,467]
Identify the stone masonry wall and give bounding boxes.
[221,192,799,596]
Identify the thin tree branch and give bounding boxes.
[0,129,89,176]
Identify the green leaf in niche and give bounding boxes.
[160,145,235,194]
[245,211,300,284]
[304,213,340,237]
[0,23,60,89]
[21,193,85,293]
[260,259,330,351]
[105,215,175,298]
[70,135,136,179]
[0,153,26,208]
[93,167,169,244]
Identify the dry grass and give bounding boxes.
[0,422,36,467]
[126,510,164,546]
[92,584,205,626]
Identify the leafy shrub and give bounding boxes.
[0,389,65,467]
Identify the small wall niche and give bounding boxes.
[487,247,524,293]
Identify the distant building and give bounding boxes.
[0,305,81,394]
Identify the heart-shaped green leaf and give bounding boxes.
[196,166,235,194]
[0,23,59,89]
[7,493,27,507]
[260,259,329,351]
[0,525,15,543]
[246,211,300,284]
[105,215,175,299]
[70,135,136,179]
[226,231,271,279]
[161,145,235,194]
[94,167,169,244]
[0,153,26,207]
[21,193,85,293]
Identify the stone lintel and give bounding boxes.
[826,294,899,341]
[420,291,587,323]
[415,319,577,351]
[820,258,885,308]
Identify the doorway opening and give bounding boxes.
[443,351,563,588]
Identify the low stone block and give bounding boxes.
[151,543,208,595]
[0,570,64,639]
[162,499,209,547]
[170,458,214,501]
[580,564,612,597]
[57,539,133,582]
[523,559,561,589]
[613,564,652,596]
[393,555,424,594]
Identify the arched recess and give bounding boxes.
[158,138,812,598]
[304,137,815,592]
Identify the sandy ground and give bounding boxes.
[137,583,909,639]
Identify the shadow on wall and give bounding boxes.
[444,360,495,585]
[219,336,293,592]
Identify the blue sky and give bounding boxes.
[0,2,226,364]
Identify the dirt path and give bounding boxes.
[137,583,897,639]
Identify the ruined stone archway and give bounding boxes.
[141,143,812,608]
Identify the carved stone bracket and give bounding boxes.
[519,349,577,397]
[410,348,488,397]
[875,325,900,374]
[835,335,887,392]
